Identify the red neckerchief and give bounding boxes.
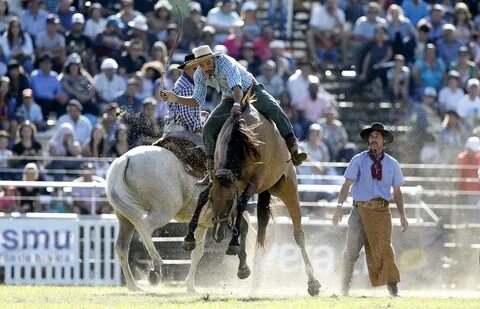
[369,150,385,181]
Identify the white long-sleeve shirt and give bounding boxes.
[0,33,34,59]
[93,72,127,103]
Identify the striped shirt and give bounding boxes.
[167,73,202,132]
[192,54,254,108]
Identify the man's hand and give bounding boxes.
[332,208,343,226]
[231,102,242,117]
[400,216,408,232]
[160,90,177,103]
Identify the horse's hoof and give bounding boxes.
[186,284,197,294]
[225,245,241,256]
[237,265,251,279]
[127,284,142,292]
[148,270,161,286]
[182,240,196,251]
[307,279,321,297]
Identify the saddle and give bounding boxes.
[152,131,207,179]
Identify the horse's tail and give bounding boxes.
[256,190,271,249]
[106,154,147,222]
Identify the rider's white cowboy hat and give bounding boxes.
[190,45,223,65]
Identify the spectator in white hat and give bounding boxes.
[456,78,480,129]
[65,13,93,68]
[240,1,261,41]
[270,39,295,80]
[93,58,127,104]
[147,0,173,43]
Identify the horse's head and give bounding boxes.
[210,169,238,242]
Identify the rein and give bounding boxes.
[212,183,239,226]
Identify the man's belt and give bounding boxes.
[223,78,258,101]
[355,198,389,209]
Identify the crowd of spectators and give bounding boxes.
[2,0,480,214]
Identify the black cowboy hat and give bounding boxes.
[178,53,195,69]
[360,122,394,144]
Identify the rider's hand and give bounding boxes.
[332,208,343,226]
[160,90,177,103]
[231,103,242,116]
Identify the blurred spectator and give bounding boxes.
[0,17,35,73]
[6,60,30,105]
[453,2,474,45]
[268,0,287,37]
[15,89,45,130]
[224,25,246,60]
[438,110,469,163]
[411,87,443,134]
[181,1,206,51]
[57,99,93,144]
[198,25,216,49]
[438,70,464,114]
[56,0,76,33]
[107,123,130,158]
[270,39,295,80]
[116,0,142,29]
[404,21,433,65]
[254,25,274,62]
[255,60,285,100]
[46,122,82,181]
[418,4,446,44]
[240,1,261,41]
[165,22,181,52]
[66,13,94,70]
[344,0,365,27]
[318,108,350,162]
[17,162,41,213]
[94,58,126,104]
[84,3,106,41]
[59,53,97,115]
[456,78,480,130]
[35,14,67,71]
[455,136,480,205]
[71,161,107,214]
[386,4,415,57]
[10,121,42,175]
[20,0,48,41]
[401,0,429,27]
[118,39,149,77]
[146,0,172,43]
[82,124,109,178]
[437,24,462,67]
[30,53,68,118]
[419,130,442,164]
[137,61,163,100]
[386,54,410,105]
[412,43,446,96]
[0,185,18,213]
[449,46,478,89]
[0,76,16,131]
[101,102,121,149]
[127,15,157,53]
[287,59,319,106]
[297,81,334,127]
[307,0,346,66]
[150,40,168,65]
[237,41,261,76]
[0,0,12,34]
[93,16,125,62]
[128,98,163,146]
[0,130,12,180]
[206,0,241,45]
[116,77,142,115]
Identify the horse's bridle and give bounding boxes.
[211,178,239,228]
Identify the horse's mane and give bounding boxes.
[224,108,262,179]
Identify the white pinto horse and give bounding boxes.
[106,145,252,291]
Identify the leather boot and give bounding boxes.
[387,283,399,297]
[196,157,214,186]
[285,137,307,166]
[340,261,355,296]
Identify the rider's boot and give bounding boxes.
[285,136,307,166]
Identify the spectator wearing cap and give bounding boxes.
[93,16,125,61]
[256,60,285,99]
[83,3,106,41]
[0,130,12,180]
[118,38,149,77]
[71,161,107,215]
[20,0,48,40]
[307,0,346,66]
[401,0,429,27]
[115,0,142,31]
[146,0,172,43]
[181,1,206,51]
[449,46,478,88]
[94,58,127,104]
[6,60,30,105]
[206,0,241,45]
[270,39,295,80]
[438,70,465,114]
[417,4,446,44]
[116,77,142,115]
[165,22,181,52]
[318,108,352,163]
[57,99,93,145]
[437,24,463,67]
[412,43,446,96]
[198,25,216,49]
[286,58,319,106]
[65,13,93,68]
[35,14,67,70]
[127,15,157,54]
[0,17,35,74]
[412,87,443,135]
[253,25,275,62]
[386,54,410,105]
[240,1,261,41]
[453,3,474,45]
[59,53,97,116]
[456,78,480,130]
[15,89,45,130]
[56,0,76,33]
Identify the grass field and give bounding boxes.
[0,285,479,309]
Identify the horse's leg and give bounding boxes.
[185,225,208,293]
[237,212,251,279]
[183,184,211,251]
[115,213,140,291]
[226,184,256,255]
[271,174,321,297]
[135,214,164,286]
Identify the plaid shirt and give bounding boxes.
[167,73,202,132]
[192,54,254,108]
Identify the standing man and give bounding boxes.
[164,53,202,134]
[160,45,307,185]
[332,122,409,297]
